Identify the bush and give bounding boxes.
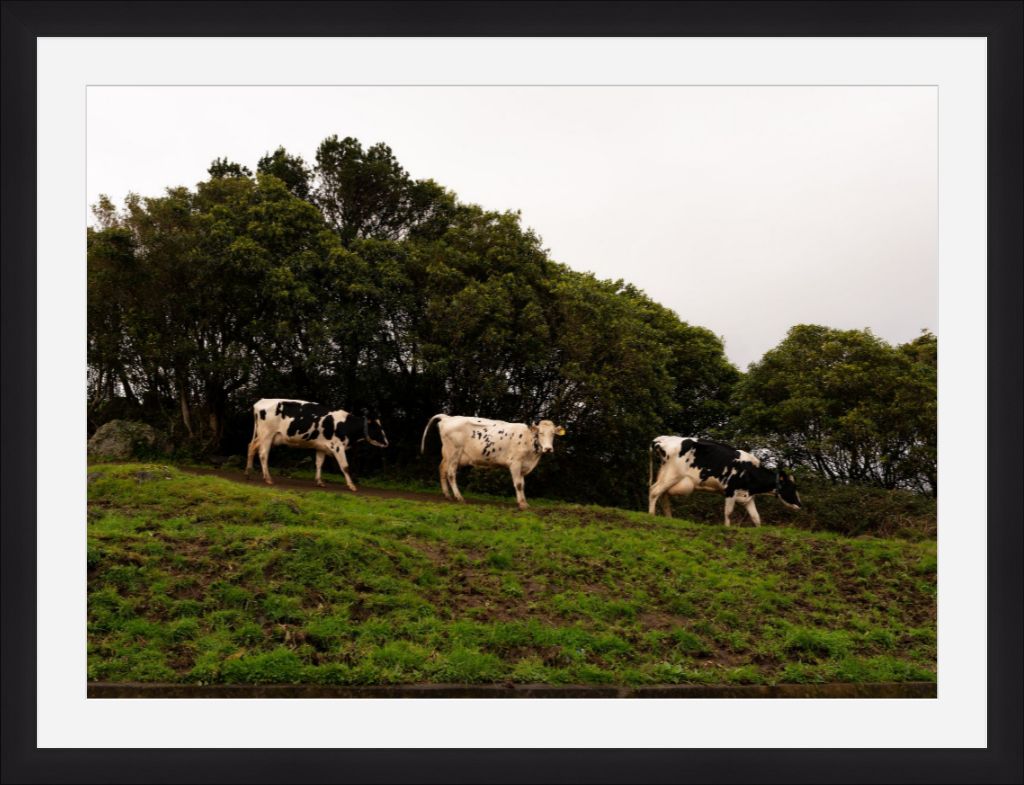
[660,477,935,539]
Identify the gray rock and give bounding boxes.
[87,420,171,460]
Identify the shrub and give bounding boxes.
[661,477,935,539]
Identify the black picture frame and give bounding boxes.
[2,2,1021,782]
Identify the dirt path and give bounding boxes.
[180,465,502,507]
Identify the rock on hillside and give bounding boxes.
[88,420,171,459]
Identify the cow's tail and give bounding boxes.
[649,441,654,487]
[250,406,260,444]
[420,414,445,455]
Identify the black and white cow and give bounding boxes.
[648,436,801,526]
[420,414,565,510]
[245,398,388,490]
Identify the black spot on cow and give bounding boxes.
[259,409,266,420]
[679,438,740,485]
[682,438,794,501]
[332,413,359,444]
[367,418,388,445]
[271,406,386,448]
[278,401,333,437]
[332,414,386,446]
[775,471,801,508]
[652,440,667,461]
[516,482,523,491]
[321,415,335,441]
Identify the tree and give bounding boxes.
[87,209,142,413]
[86,136,755,507]
[257,147,313,201]
[313,136,456,244]
[87,175,344,445]
[207,157,252,179]
[730,325,937,494]
[894,331,937,495]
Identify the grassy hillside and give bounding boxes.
[196,454,938,539]
[87,464,936,686]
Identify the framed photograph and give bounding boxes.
[3,1,1021,783]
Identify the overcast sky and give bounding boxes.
[87,86,936,369]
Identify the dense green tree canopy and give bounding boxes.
[313,136,457,244]
[88,136,935,506]
[730,325,936,495]
[207,157,253,179]
[88,173,346,444]
[257,147,313,201]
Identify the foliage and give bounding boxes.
[657,475,936,539]
[87,464,936,686]
[207,157,252,179]
[88,174,346,446]
[313,135,457,243]
[730,326,937,495]
[88,136,934,509]
[88,137,741,507]
[257,146,313,201]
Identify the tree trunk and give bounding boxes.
[176,374,194,438]
[117,368,139,407]
[208,410,223,447]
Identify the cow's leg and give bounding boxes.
[446,450,465,503]
[446,463,465,503]
[314,451,326,487]
[438,458,451,499]
[332,449,358,492]
[245,438,259,479]
[648,487,667,516]
[743,497,761,527]
[258,439,274,485]
[723,496,736,526]
[648,478,669,516]
[648,471,684,515]
[659,494,673,518]
[510,465,528,510]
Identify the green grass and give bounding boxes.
[87,463,936,686]
[220,461,557,506]
[181,454,937,538]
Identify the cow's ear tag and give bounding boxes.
[557,427,566,436]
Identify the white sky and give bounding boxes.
[87,86,936,369]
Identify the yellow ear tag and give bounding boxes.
[557,427,566,436]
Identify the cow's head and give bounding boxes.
[774,469,802,509]
[530,420,566,454]
[360,409,388,448]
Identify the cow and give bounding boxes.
[420,414,565,510]
[648,436,801,526]
[245,398,388,490]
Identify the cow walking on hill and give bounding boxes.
[421,414,565,510]
[648,436,801,526]
[245,399,388,490]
